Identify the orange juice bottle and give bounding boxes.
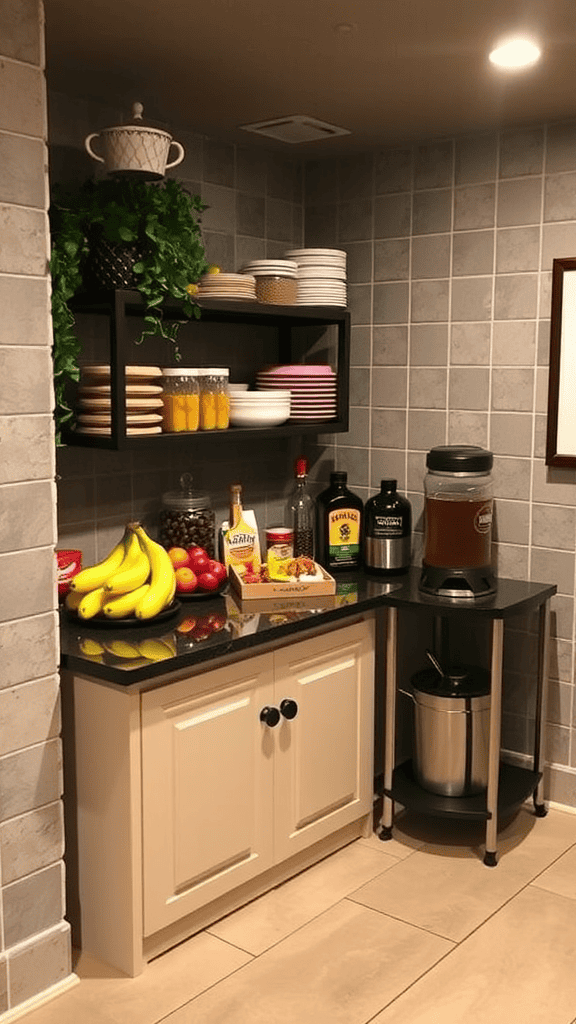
[161,369,199,432]
[199,368,229,430]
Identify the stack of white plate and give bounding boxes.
[284,248,347,307]
[197,272,257,301]
[256,364,338,422]
[229,389,291,428]
[75,365,164,435]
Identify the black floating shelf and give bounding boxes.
[62,419,347,449]
[385,760,541,822]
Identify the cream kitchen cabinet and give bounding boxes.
[63,615,374,976]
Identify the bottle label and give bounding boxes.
[371,514,404,537]
[327,508,361,563]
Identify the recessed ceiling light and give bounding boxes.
[489,37,542,69]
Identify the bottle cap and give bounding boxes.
[381,479,397,491]
[295,456,308,476]
[331,471,347,483]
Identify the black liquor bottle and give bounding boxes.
[316,471,363,572]
[364,479,412,575]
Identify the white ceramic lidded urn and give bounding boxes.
[84,102,185,179]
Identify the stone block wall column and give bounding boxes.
[0,0,72,1014]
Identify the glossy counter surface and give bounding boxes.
[59,567,556,690]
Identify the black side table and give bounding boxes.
[377,569,556,866]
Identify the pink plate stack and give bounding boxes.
[256,364,338,422]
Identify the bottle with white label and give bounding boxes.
[364,479,412,575]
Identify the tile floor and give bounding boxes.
[23,802,576,1024]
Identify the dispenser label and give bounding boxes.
[327,508,361,562]
[474,503,493,535]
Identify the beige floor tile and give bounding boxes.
[22,935,252,1024]
[166,900,453,1024]
[371,886,576,1024]
[359,808,427,860]
[208,838,400,954]
[350,806,576,941]
[532,840,576,900]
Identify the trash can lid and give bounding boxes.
[411,665,491,698]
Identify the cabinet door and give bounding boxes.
[272,617,374,862]
[141,653,275,935]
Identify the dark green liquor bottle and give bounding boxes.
[316,471,363,572]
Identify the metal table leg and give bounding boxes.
[379,606,398,840]
[533,598,551,815]
[484,618,504,866]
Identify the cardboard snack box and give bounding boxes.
[229,563,336,601]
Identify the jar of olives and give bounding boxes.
[159,472,215,557]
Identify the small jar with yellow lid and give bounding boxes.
[199,368,230,430]
[161,368,199,432]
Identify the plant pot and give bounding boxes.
[88,236,144,290]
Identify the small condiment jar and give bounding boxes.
[265,527,294,560]
[159,473,216,557]
[199,368,230,430]
[161,368,199,432]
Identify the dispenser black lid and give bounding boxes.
[426,445,493,473]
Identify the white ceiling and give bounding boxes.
[44,0,576,155]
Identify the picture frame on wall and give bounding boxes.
[546,256,576,468]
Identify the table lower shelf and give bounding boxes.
[384,760,541,821]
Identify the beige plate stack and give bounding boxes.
[75,365,164,435]
[197,273,257,301]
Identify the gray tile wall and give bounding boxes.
[49,92,307,564]
[0,0,71,1013]
[305,125,576,803]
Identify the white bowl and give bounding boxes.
[229,406,290,427]
[228,383,250,391]
[230,389,291,401]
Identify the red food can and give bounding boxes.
[56,549,82,598]
[265,527,294,559]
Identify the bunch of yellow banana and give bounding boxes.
[65,523,176,621]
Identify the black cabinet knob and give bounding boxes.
[260,705,280,727]
[280,698,299,720]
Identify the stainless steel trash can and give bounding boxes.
[411,663,491,797]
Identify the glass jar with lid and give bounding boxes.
[161,368,199,432]
[199,368,229,430]
[159,472,215,557]
[420,445,495,597]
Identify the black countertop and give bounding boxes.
[59,567,556,690]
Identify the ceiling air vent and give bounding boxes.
[239,115,350,144]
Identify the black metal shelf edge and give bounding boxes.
[386,760,541,821]
[70,289,350,325]
[62,419,348,449]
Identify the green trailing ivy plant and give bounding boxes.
[49,177,209,444]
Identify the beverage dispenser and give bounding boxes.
[419,445,496,598]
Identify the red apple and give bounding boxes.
[175,567,198,593]
[197,571,220,591]
[186,546,207,562]
[207,559,227,583]
[189,552,210,574]
[168,546,191,570]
